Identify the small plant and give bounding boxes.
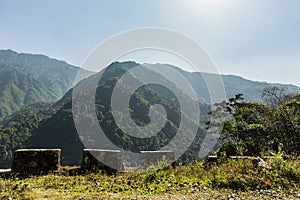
[0,157,299,199]
[144,170,158,183]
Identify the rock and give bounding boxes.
[252,157,272,169]
[11,149,61,175]
[81,149,123,173]
[0,168,12,177]
[203,156,218,165]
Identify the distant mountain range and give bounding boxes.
[152,63,298,103]
[0,50,298,167]
[0,49,298,122]
[3,62,208,167]
[0,49,92,121]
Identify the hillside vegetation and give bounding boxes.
[0,52,299,199]
[0,157,299,199]
[0,59,299,168]
[0,50,298,122]
[0,50,92,121]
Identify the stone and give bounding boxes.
[139,150,175,169]
[252,157,272,169]
[203,155,218,165]
[81,149,123,173]
[0,168,12,175]
[11,149,61,175]
[229,156,258,160]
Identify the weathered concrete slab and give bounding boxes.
[229,156,260,160]
[81,149,123,173]
[203,155,218,165]
[0,168,12,178]
[140,150,175,169]
[0,168,12,174]
[11,149,61,175]
[0,169,11,173]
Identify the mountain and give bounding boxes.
[150,64,299,103]
[0,70,55,120]
[27,62,207,165]
[0,53,299,168]
[222,74,298,102]
[0,49,93,121]
[2,60,298,168]
[0,62,208,167]
[1,49,297,122]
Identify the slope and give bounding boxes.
[0,49,93,120]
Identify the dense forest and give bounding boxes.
[0,62,211,167]
[0,51,299,169]
[0,49,92,121]
[0,50,298,122]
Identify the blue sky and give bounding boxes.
[1,0,300,86]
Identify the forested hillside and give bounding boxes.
[0,52,299,168]
[0,50,92,121]
[6,62,209,167]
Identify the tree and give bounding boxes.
[211,87,300,156]
[261,87,300,154]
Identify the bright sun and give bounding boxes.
[180,0,234,20]
[191,0,229,11]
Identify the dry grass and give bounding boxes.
[0,158,299,199]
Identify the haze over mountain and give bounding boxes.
[0,49,297,122]
[135,63,299,104]
[0,53,298,167]
[1,62,208,167]
[0,49,92,121]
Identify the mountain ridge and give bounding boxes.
[0,49,93,120]
[141,63,299,103]
[0,50,299,167]
[0,60,298,167]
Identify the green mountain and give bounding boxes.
[0,62,209,167]
[25,62,207,166]
[0,49,92,121]
[153,64,299,103]
[0,70,56,119]
[0,52,299,168]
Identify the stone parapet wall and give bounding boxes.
[81,149,123,173]
[11,149,61,175]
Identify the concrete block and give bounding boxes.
[12,149,61,175]
[81,149,123,173]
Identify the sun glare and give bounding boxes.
[184,0,232,16]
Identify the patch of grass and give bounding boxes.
[0,158,299,199]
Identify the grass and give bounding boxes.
[0,157,299,199]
